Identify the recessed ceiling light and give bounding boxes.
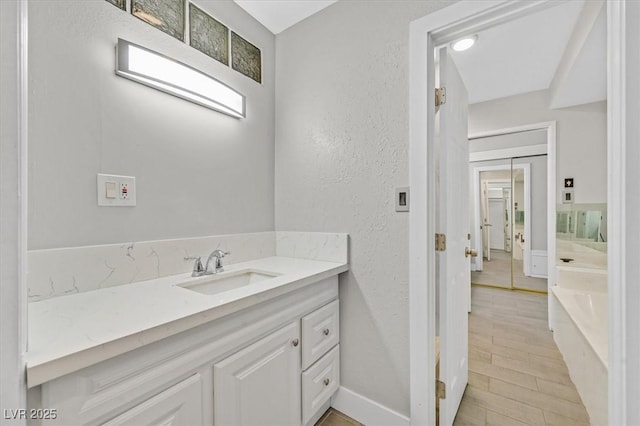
[451,35,478,52]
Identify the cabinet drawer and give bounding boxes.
[102,374,202,426]
[301,300,339,369]
[302,345,340,425]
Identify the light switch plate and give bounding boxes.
[562,189,574,204]
[395,187,410,212]
[97,174,136,206]
[105,181,117,199]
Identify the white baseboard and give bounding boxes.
[331,386,410,426]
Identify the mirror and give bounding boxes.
[556,204,607,266]
[556,204,607,244]
[470,154,548,293]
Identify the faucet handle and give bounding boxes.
[213,249,230,257]
[184,256,205,276]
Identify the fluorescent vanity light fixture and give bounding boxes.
[451,35,478,52]
[115,38,245,118]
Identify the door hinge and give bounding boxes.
[435,87,446,107]
[436,379,447,399]
[435,233,446,251]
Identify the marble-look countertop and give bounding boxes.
[27,256,348,387]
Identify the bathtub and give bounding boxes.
[556,239,607,269]
[552,266,607,425]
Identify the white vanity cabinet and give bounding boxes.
[101,374,203,426]
[300,300,340,425]
[29,275,341,426]
[213,321,301,426]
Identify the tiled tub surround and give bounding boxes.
[552,266,608,425]
[28,231,348,302]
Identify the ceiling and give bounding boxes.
[448,0,605,107]
[235,0,606,109]
[549,6,606,108]
[234,0,337,34]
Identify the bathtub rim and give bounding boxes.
[551,285,608,370]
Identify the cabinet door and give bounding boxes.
[214,321,301,426]
[102,374,203,426]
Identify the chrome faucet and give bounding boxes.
[184,250,231,277]
[204,249,230,274]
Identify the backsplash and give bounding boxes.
[27,231,348,302]
[276,231,349,264]
[28,232,275,302]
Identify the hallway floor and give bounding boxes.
[453,286,590,426]
[471,250,548,292]
[315,409,362,426]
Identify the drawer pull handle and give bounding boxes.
[323,328,330,336]
[292,338,299,347]
[323,378,331,386]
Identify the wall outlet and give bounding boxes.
[97,174,136,206]
[120,183,129,199]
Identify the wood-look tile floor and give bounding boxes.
[453,286,591,426]
[471,250,548,292]
[315,408,363,426]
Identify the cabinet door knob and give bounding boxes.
[292,338,299,347]
[323,378,330,386]
[323,328,330,336]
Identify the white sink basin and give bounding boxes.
[178,269,280,295]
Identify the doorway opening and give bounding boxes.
[407,1,624,425]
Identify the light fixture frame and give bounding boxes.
[115,38,246,119]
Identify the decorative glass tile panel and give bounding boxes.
[231,32,262,83]
[105,0,126,10]
[131,0,185,41]
[189,4,229,65]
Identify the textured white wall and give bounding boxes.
[28,1,275,249]
[275,0,452,415]
[468,90,607,204]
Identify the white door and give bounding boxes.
[482,180,491,261]
[488,198,504,250]
[437,48,469,426]
[503,188,512,252]
[213,321,301,426]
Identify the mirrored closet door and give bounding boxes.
[470,154,548,293]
